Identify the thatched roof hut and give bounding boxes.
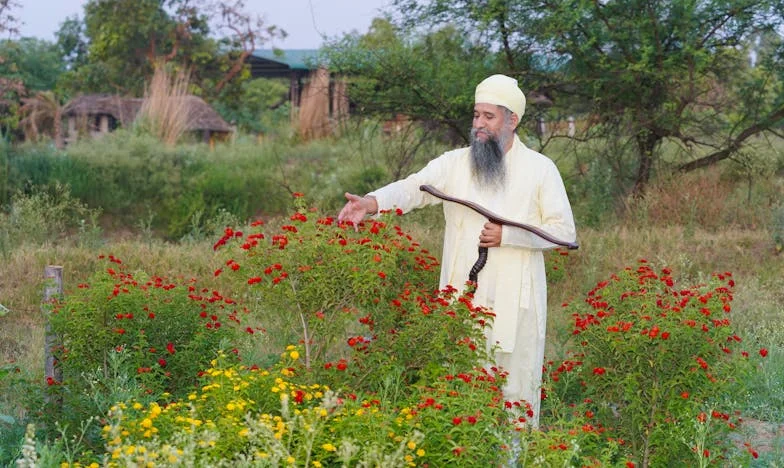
[63,94,232,144]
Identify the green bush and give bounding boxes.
[546,261,763,466]
[0,183,99,256]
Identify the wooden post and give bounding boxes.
[43,266,63,395]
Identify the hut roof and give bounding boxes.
[177,95,233,132]
[63,95,142,125]
[63,94,232,133]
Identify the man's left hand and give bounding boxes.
[479,222,502,247]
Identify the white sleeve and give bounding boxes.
[500,162,577,250]
[367,152,455,214]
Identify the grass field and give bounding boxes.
[1,128,783,465]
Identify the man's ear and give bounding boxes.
[509,112,520,129]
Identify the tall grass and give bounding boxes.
[136,65,192,147]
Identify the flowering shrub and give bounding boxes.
[102,348,519,467]
[48,254,256,405]
[213,195,440,373]
[546,261,763,466]
[28,199,770,466]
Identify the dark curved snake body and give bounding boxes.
[419,184,579,286]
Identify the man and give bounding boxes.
[337,74,576,427]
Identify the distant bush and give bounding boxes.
[0,183,99,256]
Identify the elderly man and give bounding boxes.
[338,74,576,426]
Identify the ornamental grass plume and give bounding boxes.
[137,64,192,147]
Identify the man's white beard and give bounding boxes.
[470,128,508,190]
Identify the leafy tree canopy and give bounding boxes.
[384,0,784,193]
[323,18,499,143]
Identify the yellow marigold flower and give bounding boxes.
[137,447,146,454]
[125,445,136,455]
[150,403,162,417]
[109,436,121,446]
[132,402,143,410]
[319,408,328,417]
[143,430,152,438]
[102,425,111,432]
[407,440,417,450]
[355,408,365,416]
[289,351,300,360]
[286,456,296,464]
[286,345,296,351]
[417,449,425,457]
[239,428,249,437]
[60,463,69,468]
[405,455,413,463]
[141,418,153,429]
[111,448,121,459]
[322,443,337,452]
[188,393,197,401]
[226,403,236,411]
[312,462,323,467]
[121,430,129,436]
[168,454,178,463]
[271,386,280,393]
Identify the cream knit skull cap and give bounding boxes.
[474,74,526,121]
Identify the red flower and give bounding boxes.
[681,392,689,399]
[592,367,606,375]
[293,192,304,198]
[377,271,386,279]
[467,415,477,424]
[158,358,167,367]
[760,348,768,357]
[166,342,176,354]
[452,416,462,425]
[626,462,635,468]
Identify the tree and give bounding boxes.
[0,38,65,91]
[389,0,784,195]
[0,0,23,137]
[323,18,497,143]
[55,15,89,71]
[19,90,65,148]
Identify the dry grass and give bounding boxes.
[298,68,332,140]
[137,65,192,146]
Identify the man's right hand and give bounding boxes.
[338,192,378,229]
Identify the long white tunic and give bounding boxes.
[369,134,576,424]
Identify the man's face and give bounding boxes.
[472,103,509,143]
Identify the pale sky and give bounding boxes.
[16,0,392,48]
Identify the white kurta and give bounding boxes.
[368,134,576,425]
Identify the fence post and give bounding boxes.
[43,265,63,398]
